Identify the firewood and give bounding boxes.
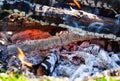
[0,1,119,37]
[0,5,120,40]
[53,0,120,12]
[77,0,120,12]
[29,4,120,39]
[7,32,96,55]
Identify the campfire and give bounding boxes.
[0,0,120,81]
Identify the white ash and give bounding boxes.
[53,61,78,77]
[25,52,44,65]
[53,44,120,80]
[96,50,119,69]
[7,55,21,68]
[7,51,44,71]
[3,42,120,80]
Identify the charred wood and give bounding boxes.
[29,5,120,37]
[7,32,96,55]
[7,32,120,55]
[0,5,120,43]
[0,5,120,40]
[33,50,59,76]
[77,0,120,13]
[29,0,120,13]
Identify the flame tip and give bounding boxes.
[17,47,32,68]
[73,0,81,9]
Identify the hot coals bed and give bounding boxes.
[0,0,120,81]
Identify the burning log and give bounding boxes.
[28,5,120,40]
[7,32,120,56]
[77,0,120,12]
[0,4,120,40]
[0,1,119,31]
[0,6,120,40]
[1,0,120,12]
[33,50,59,76]
[7,32,96,55]
[0,19,42,31]
[30,4,119,35]
[53,0,120,12]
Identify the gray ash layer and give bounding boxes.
[52,44,120,80]
[0,41,120,80]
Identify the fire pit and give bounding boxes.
[0,0,120,81]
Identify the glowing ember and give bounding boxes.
[73,0,81,9]
[11,29,51,42]
[10,18,15,22]
[17,47,32,68]
[9,15,15,22]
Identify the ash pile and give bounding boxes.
[53,41,120,81]
[0,34,120,81]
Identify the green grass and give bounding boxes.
[0,72,120,81]
[94,75,120,81]
[0,73,27,81]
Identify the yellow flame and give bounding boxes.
[10,18,15,22]
[17,47,32,68]
[73,0,81,9]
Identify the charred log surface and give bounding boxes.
[7,32,97,55]
[77,0,120,13]
[30,5,120,35]
[33,50,59,76]
[0,6,120,40]
[0,17,66,32]
[0,0,120,55]
[17,0,120,13]
[0,0,120,35]
[1,0,120,11]
[7,32,120,55]
[0,1,120,39]
[50,0,120,13]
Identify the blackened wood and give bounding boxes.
[52,0,120,13]
[1,5,117,35]
[30,0,120,12]
[77,0,120,12]
[31,5,120,37]
[0,5,120,40]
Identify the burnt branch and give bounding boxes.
[0,5,120,40]
[7,32,96,55]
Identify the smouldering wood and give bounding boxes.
[7,32,96,55]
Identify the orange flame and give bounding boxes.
[17,47,32,68]
[73,0,81,9]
